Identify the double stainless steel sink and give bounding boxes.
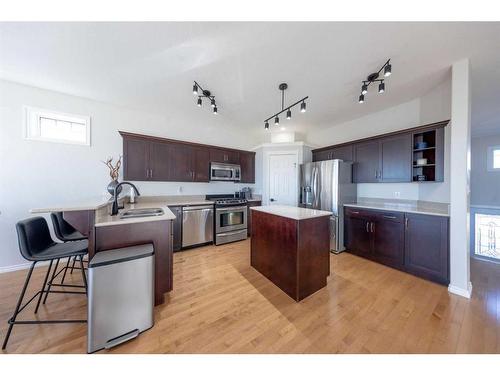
[119,208,164,219]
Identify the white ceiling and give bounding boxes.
[1,22,500,140]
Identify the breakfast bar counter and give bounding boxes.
[250,205,332,302]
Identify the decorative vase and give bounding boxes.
[107,179,122,197]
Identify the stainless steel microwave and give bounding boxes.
[210,162,241,182]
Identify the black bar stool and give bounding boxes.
[50,212,88,285]
[2,217,88,350]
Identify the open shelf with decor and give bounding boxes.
[412,127,445,182]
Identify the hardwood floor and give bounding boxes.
[1,239,499,354]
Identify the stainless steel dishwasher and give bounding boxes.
[182,205,214,248]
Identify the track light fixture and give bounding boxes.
[192,81,219,114]
[263,83,309,130]
[357,59,392,103]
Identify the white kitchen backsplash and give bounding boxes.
[357,183,419,200]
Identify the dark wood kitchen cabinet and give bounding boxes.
[120,131,254,183]
[353,140,381,183]
[344,207,449,285]
[123,136,151,180]
[312,120,449,183]
[344,208,404,268]
[240,151,256,183]
[404,213,449,284]
[344,209,372,257]
[210,148,240,164]
[247,200,262,236]
[379,134,412,182]
[312,145,353,162]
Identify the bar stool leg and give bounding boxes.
[43,258,60,305]
[70,256,77,274]
[34,260,53,314]
[79,255,88,294]
[2,262,36,350]
[60,257,71,284]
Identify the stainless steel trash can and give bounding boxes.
[87,244,154,353]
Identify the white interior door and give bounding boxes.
[268,153,297,206]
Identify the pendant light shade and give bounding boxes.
[384,64,392,77]
[378,82,385,93]
[300,101,306,113]
[211,98,216,108]
[213,106,218,115]
[197,98,202,107]
[358,94,365,104]
[193,84,198,95]
[264,121,269,130]
[286,109,291,120]
[361,84,368,95]
[274,116,279,125]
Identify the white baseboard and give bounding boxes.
[448,282,473,299]
[0,261,46,274]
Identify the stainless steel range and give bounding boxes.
[206,194,248,245]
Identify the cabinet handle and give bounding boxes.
[405,217,409,230]
[150,169,153,178]
[351,211,359,214]
[366,222,369,232]
[371,222,375,233]
[383,215,397,220]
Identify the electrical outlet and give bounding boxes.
[394,191,401,198]
[178,186,183,194]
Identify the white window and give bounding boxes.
[24,106,91,146]
[487,145,500,171]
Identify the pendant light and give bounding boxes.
[357,59,392,103]
[358,94,365,104]
[263,83,309,129]
[378,82,385,93]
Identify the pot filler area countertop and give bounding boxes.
[343,198,450,217]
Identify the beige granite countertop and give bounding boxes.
[30,196,120,213]
[95,202,175,227]
[251,205,332,221]
[344,198,449,217]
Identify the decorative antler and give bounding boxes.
[102,156,122,181]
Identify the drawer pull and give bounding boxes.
[366,222,369,232]
[383,215,397,220]
[351,211,360,214]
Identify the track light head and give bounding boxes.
[275,116,279,125]
[193,84,198,95]
[197,98,202,107]
[265,121,269,130]
[361,84,368,95]
[286,109,291,120]
[384,64,392,77]
[378,82,385,94]
[211,98,216,108]
[213,106,218,115]
[359,94,365,104]
[300,101,306,113]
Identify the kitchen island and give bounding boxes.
[250,205,332,302]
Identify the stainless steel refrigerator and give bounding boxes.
[299,159,357,253]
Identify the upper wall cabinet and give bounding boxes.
[120,132,255,183]
[311,120,448,184]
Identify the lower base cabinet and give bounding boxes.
[344,207,449,285]
[247,200,262,236]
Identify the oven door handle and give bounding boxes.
[216,206,247,212]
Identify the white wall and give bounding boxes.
[0,80,258,270]
[306,80,452,203]
[471,134,500,207]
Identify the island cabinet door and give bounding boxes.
[344,211,372,257]
[404,213,449,285]
[371,211,405,268]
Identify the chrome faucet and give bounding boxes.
[111,182,141,216]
